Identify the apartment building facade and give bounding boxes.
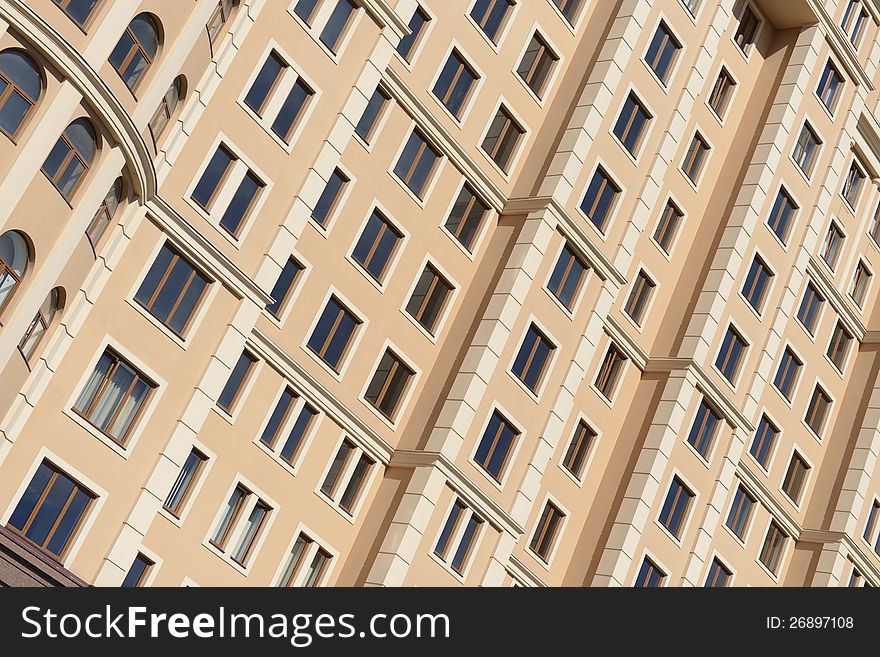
[1,0,880,588]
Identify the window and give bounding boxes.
[734,6,760,53]
[474,410,519,481]
[782,453,810,505]
[433,51,479,118]
[406,264,453,334]
[397,5,430,61]
[792,123,820,177]
[393,130,441,199]
[260,388,318,464]
[842,0,869,47]
[624,270,655,325]
[511,325,555,393]
[52,0,99,27]
[581,166,621,232]
[613,93,651,156]
[686,400,721,459]
[320,440,375,514]
[191,145,264,238]
[266,258,304,317]
[207,0,237,44]
[210,484,271,566]
[705,558,732,587]
[74,350,154,444]
[311,168,349,227]
[773,347,802,401]
[654,201,683,253]
[850,260,872,307]
[351,210,402,283]
[320,0,357,53]
[562,420,596,479]
[681,133,710,184]
[470,0,513,43]
[0,231,28,316]
[822,222,844,270]
[759,521,787,575]
[277,533,333,587]
[798,283,825,335]
[715,326,747,384]
[293,0,320,25]
[683,0,700,15]
[827,322,852,371]
[871,203,880,245]
[0,49,41,140]
[148,77,183,145]
[742,255,773,313]
[481,106,524,172]
[434,499,484,575]
[548,243,588,309]
[122,553,154,588]
[244,52,314,143]
[843,161,866,208]
[645,22,680,85]
[750,415,778,469]
[552,0,583,24]
[217,350,257,414]
[725,485,755,539]
[864,500,880,543]
[635,557,665,587]
[87,178,124,247]
[517,33,558,97]
[530,501,565,562]
[849,568,865,587]
[708,68,735,118]
[805,386,832,437]
[307,296,361,371]
[164,448,207,517]
[42,118,97,200]
[659,476,694,539]
[595,344,626,399]
[445,184,489,251]
[817,60,844,113]
[109,13,160,91]
[19,289,61,363]
[365,350,414,420]
[767,188,797,243]
[8,461,95,558]
[134,244,210,337]
[355,87,390,142]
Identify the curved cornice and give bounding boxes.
[0,0,156,201]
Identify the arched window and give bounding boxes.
[109,13,160,91]
[0,231,29,315]
[207,0,238,44]
[148,76,183,145]
[19,288,63,362]
[87,177,123,247]
[42,118,97,200]
[0,49,42,140]
[52,0,100,28]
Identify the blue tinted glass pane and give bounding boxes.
[0,91,30,136]
[393,132,423,180]
[486,424,514,477]
[434,502,463,557]
[169,271,208,334]
[0,50,40,99]
[45,489,90,556]
[56,158,86,199]
[312,171,346,225]
[408,143,438,196]
[294,0,319,23]
[9,463,52,531]
[218,352,253,410]
[244,54,284,114]
[319,0,355,53]
[322,311,356,368]
[397,8,427,59]
[451,516,479,572]
[135,245,174,307]
[356,88,387,140]
[308,300,342,354]
[472,0,508,41]
[219,173,261,235]
[129,15,159,57]
[62,0,99,26]
[281,405,317,462]
[108,32,134,71]
[272,80,311,140]
[25,475,75,547]
[42,138,71,178]
[261,388,295,446]
[352,213,383,267]
[474,414,500,466]
[122,557,150,588]
[149,256,191,324]
[267,260,302,315]
[192,147,233,207]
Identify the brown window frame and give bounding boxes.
[708,67,736,118]
[192,144,237,212]
[517,33,558,97]
[805,386,832,437]
[595,344,627,399]
[210,484,249,551]
[111,19,158,94]
[681,133,710,183]
[482,106,525,172]
[562,420,596,479]
[434,50,479,118]
[162,448,208,518]
[207,0,236,44]
[653,200,683,253]
[759,521,787,575]
[734,5,760,53]
[365,350,415,420]
[529,501,565,562]
[782,452,810,505]
[0,52,41,142]
[406,264,453,334]
[52,0,101,30]
[827,322,852,371]
[309,298,361,371]
[43,123,95,201]
[850,260,872,307]
[624,270,655,325]
[135,244,210,338]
